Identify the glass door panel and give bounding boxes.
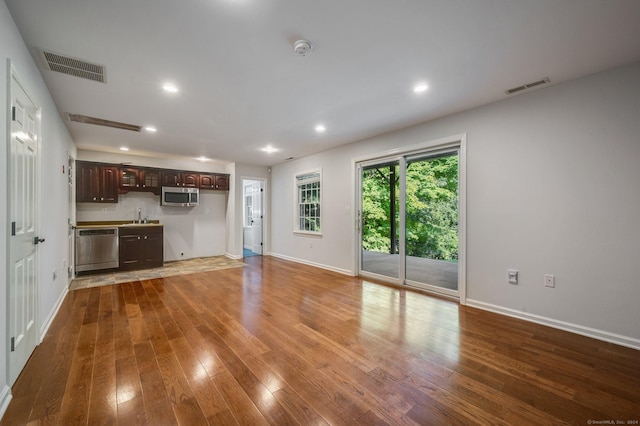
[360,161,400,279]
[405,152,459,290]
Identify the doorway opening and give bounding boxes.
[357,136,466,300]
[242,179,264,257]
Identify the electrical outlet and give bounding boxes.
[544,274,555,288]
[507,269,518,285]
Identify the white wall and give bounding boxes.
[76,150,229,261]
[1,0,76,410]
[271,62,640,348]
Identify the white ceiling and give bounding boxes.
[6,0,640,167]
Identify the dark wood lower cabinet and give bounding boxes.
[119,226,163,271]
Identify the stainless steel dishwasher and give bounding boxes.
[75,227,119,272]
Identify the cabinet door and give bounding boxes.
[140,169,161,194]
[76,162,100,202]
[199,173,215,189]
[120,167,140,191]
[162,170,181,187]
[100,166,119,202]
[142,230,163,268]
[214,174,229,190]
[181,173,199,188]
[119,234,143,270]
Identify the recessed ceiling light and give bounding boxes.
[197,156,209,162]
[315,124,326,133]
[262,145,278,154]
[144,126,157,132]
[414,82,429,93]
[120,146,129,151]
[162,83,179,93]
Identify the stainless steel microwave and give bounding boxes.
[161,186,199,206]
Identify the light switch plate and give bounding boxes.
[508,269,518,285]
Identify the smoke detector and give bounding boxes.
[293,39,313,57]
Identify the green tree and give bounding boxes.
[361,155,458,262]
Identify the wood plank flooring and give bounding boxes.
[2,256,639,425]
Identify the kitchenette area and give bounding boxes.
[73,155,231,277]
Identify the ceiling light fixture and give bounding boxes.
[293,39,313,57]
[162,83,179,93]
[414,82,429,93]
[315,124,326,133]
[262,145,278,154]
[120,146,129,151]
[144,126,157,132]
[197,156,209,162]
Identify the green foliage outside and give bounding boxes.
[361,155,458,262]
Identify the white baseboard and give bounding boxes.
[466,299,640,351]
[40,287,68,342]
[267,252,353,276]
[0,385,12,421]
[225,253,243,260]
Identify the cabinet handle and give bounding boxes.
[136,184,139,187]
[100,197,104,201]
[137,236,141,240]
[144,235,148,239]
[93,197,97,201]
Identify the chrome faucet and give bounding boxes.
[137,208,142,224]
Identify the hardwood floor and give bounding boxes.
[2,256,639,425]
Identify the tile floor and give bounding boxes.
[70,255,246,290]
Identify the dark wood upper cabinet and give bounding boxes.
[120,167,140,191]
[162,170,199,187]
[76,161,230,199]
[161,170,181,187]
[199,173,229,190]
[76,161,118,203]
[181,172,199,187]
[140,168,161,194]
[214,174,229,190]
[100,166,119,202]
[199,173,214,188]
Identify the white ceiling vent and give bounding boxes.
[67,114,141,132]
[505,77,550,95]
[41,50,106,83]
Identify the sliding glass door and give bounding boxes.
[360,161,400,279]
[404,152,459,291]
[358,145,461,298]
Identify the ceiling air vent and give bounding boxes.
[41,50,106,83]
[505,77,550,95]
[67,114,142,132]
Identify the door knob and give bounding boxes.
[33,237,45,245]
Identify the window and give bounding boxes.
[295,170,321,234]
[244,195,252,227]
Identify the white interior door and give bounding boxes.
[243,179,264,255]
[8,66,40,385]
[250,182,263,254]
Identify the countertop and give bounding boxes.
[76,221,163,229]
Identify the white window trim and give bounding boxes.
[293,169,322,236]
